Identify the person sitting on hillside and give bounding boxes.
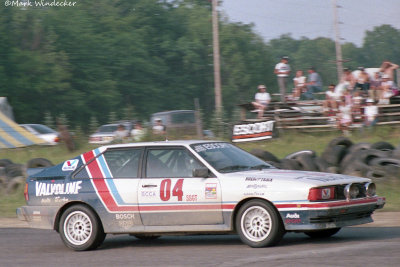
[251,84,271,119]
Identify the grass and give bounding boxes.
[0,128,399,218]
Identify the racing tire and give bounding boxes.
[304,228,341,238]
[280,159,302,170]
[295,153,318,171]
[133,234,161,241]
[5,164,25,180]
[236,200,284,248]
[59,205,106,251]
[250,149,280,163]
[26,158,54,168]
[314,157,330,172]
[0,159,13,167]
[321,145,347,166]
[6,176,24,194]
[370,141,395,151]
[328,137,353,149]
[348,142,371,154]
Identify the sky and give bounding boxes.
[221,0,400,47]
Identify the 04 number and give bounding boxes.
[160,179,184,201]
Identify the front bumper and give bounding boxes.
[16,205,59,230]
[279,197,385,231]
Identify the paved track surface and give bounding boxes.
[1,224,399,266]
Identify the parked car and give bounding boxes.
[150,110,198,136]
[89,121,134,144]
[20,124,60,145]
[17,140,384,251]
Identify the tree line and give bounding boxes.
[0,0,399,132]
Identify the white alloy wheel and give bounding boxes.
[64,211,93,246]
[236,200,284,247]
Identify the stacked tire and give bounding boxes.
[250,137,400,181]
[0,158,53,195]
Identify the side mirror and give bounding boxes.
[192,168,209,178]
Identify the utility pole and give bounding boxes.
[212,0,222,115]
[332,0,343,82]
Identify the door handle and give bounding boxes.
[142,184,157,188]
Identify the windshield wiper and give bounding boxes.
[250,164,271,170]
[218,165,249,173]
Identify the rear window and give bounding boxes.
[171,112,195,124]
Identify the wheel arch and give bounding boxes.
[53,201,103,232]
[231,197,283,232]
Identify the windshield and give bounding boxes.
[98,125,118,133]
[29,124,56,134]
[191,142,272,173]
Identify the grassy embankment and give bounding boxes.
[0,128,399,217]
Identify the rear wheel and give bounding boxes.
[59,205,106,251]
[236,200,284,248]
[304,228,341,238]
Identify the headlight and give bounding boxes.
[344,183,359,200]
[365,182,376,197]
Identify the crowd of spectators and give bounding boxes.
[252,60,399,133]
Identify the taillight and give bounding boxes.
[24,183,29,202]
[308,187,335,201]
[54,136,60,143]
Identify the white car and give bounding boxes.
[89,122,132,144]
[20,124,60,145]
[17,141,385,251]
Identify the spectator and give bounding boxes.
[114,124,129,142]
[336,98,353,136]
[323,84,338,117]
[290,70,306,101]
[274,56,291,102]
[303,67,323,100]
[369,72,382,102]
[252,84,271,119]
[152,118,166,135]
[354,67,370,95]
[352,90,364,121]
[131,121,146,141]
[341,68,356,92]
[380,61,399,80]
[379,74,394,105]
[364,99,378,127]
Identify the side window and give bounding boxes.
[146,148,204,178]
[103,149,142,178]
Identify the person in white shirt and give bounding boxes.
[291,70,306,100]
[323,84,338,116]
[252,84,271,119]
[379,74,394,104]
[364,98,378,127]
[336,99,353,136]
[274,56,291,103]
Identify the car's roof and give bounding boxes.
[102,140,224,150]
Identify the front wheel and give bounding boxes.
[236,200,284,248]
[59,205,106,251]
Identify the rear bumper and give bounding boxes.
[279,197,385,231]
[16,205,59,230]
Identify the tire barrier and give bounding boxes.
[0,158,53,195]
[250,137,400,181]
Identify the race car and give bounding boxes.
[17,140,385,251]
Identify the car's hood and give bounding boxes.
[222,168,370,186]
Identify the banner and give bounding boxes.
[232,120,275,143]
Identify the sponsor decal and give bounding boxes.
[245,177,273,182]
[35,181,82,197]
[185,194,198,202]
[232,120,274,142]
[115,213,135,220]
[244,192,265,196]
[322,188,331,199]
[246,184,268,189]
[141,191,157,197]
[285,213,301,224]
[40,198,51,204]
[205,183,217,199]
[55,196,69,203]
[294,175,350,182]
[193,143,229,152]
[62,159,79,171]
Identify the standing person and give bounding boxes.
[303,67,323,100]
[131,121,146,141]
[323,84,338,117]
[152,118,166,135]
[380,61,399,80]
[378,74,395,104]
[336,98,353,136]
[291,70,307,100]
[114,124,129,142]
[251,84,271,119]
[369,72,382,102]
[364,99,378,128]
[341,68,356,93]
[274,56,291,102]
[354,67,370,95]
